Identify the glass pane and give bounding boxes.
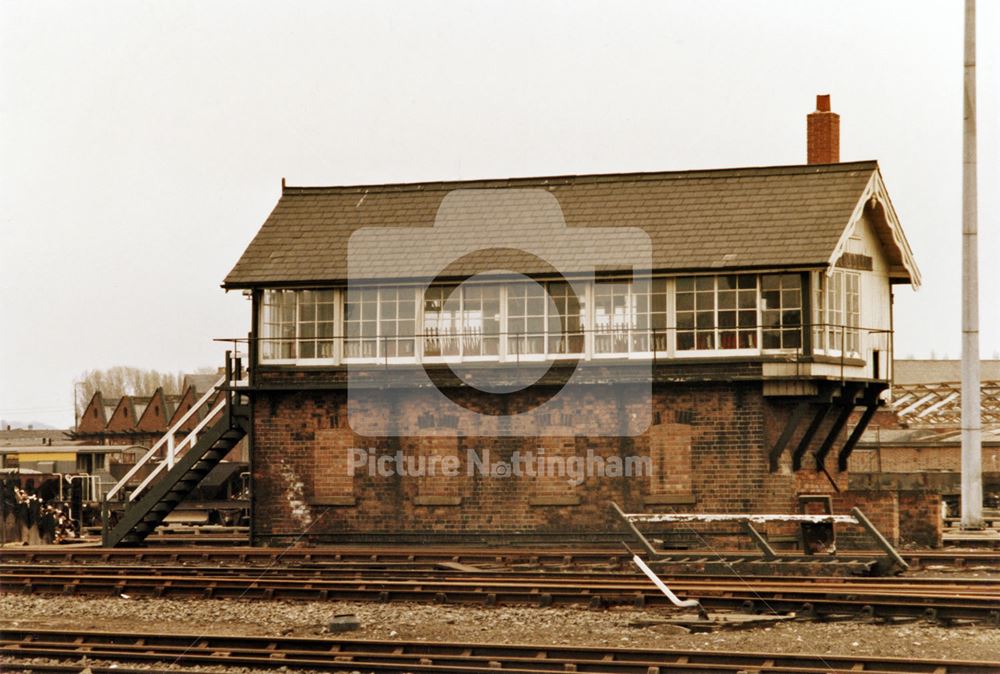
[695,276,714,291]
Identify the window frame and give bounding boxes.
[814,269,862,358]
[760,273,804,352]
[674,274,761,357]
[259,288,341,365]
[256,270,859,367]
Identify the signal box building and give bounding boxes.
[225,99,925,546]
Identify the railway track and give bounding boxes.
[3,562,1000,593]
[2,629,998,674]
[4,545,1000,570]
[3,565,999,624]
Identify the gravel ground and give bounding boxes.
[2,594,999,665]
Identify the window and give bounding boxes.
[258,273,844,365]
[298,290,336,358]
[718,275,758,349]
[261,289,338,361]
[547,282,585,355]
[261,290,297,359]
[344,288,377,359]
[423,286,461,357]
[845,273,860,354]
[460,285,501,357]
[817,270,860,355]
[594,280,631,354]
[378,287,416,358]
[761,274,802,349]
[649,279,669,352]
[677,275,758,351]
[507,283,546,356]
[825,271,842,350]
[676,276,714,350]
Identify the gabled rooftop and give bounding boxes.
[223,161,920,289]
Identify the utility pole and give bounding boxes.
[961,0,983,529]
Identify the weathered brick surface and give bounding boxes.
[898,490,942,547]
[850,444,1000,474]
[834,490,900,547]
[249,382,928,547]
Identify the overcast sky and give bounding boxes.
[2,1,998,428]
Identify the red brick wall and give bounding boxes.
[850,444,1000,474]
[834,490,900,547]
[249,383,856,543]
[898,491,942,547]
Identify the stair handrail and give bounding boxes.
[104,375,225,501]
[127,397,228,502]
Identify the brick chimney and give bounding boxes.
[807,94,840,164]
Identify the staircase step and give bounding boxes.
[103,409,248,548]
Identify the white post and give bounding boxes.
[167,432,175,469]
[961,0,983,529]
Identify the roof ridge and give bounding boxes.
[281,160,880,196]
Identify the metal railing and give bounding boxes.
[104,353,247,503]
[243,322,892,377]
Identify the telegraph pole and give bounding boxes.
[961,0,983,529]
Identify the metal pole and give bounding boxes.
[961,0,983,529]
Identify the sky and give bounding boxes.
[1,1,998,428]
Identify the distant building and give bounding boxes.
[851,359,1000,515]
[70,372,248,463]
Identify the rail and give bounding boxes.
[226,322,893,382]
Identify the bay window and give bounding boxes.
[259,270,861,365]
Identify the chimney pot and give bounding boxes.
[807,94,840,164]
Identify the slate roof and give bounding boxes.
[224,161,910,287]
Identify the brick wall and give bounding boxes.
[250,381,894,545]
[850,444,1000,474]
[898,491,942,547]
